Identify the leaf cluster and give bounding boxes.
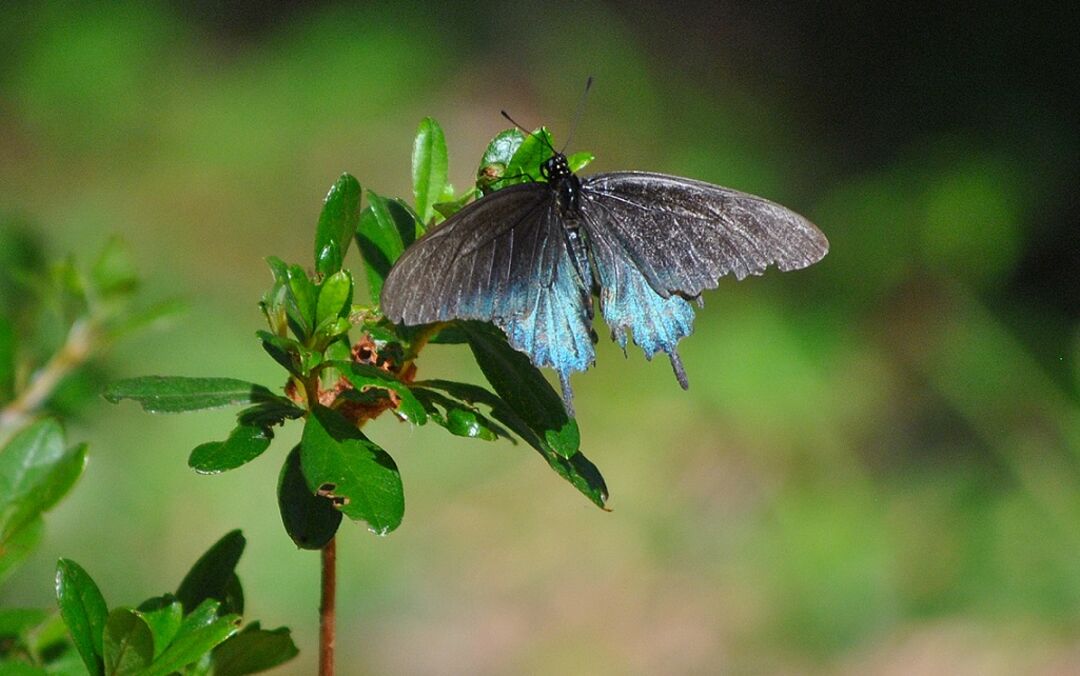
[0,530,296,675]
[106,118,609,549]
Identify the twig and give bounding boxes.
[0,318,95,448]
[319,537,337,676]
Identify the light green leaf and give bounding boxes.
[300,406,404,535]
[55,558,108,676]
[0,418,86,545]
[315,270,353,332]
[412,117,449,224]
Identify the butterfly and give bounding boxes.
[380,132,829,415]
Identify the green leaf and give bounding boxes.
[301,406,404,535]
[432,187,477,220]
[134,597,182,659]
[315,270,353,333]
[331,361,426,424]
[235,399,305,429]
[567,151,595,173]
[256,331,302,376]
[90,237,138,297]
[412,117,449,225]
[284,265,316,340]
[356,191,418,304]
[102,609,153,676]
[0,317,15,403]
[314,173,361,276]
[0,661,47,675]
[101,298,186,344]
[462,323,579,458]
[277,445,341,550]
[104,377,273,413]
[144,605,240,676]
[211,625,299,676]
[502,127,555,188]
[418,379,608,508]
[476,128,525,194]
[0,517,42,586]
[0,418,87,545]
[55,559,108,676]
[188,425,273,475]
[175,531,245,616]
[412,387,509,441]
[0,608,49,637]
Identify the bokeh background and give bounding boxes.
[2,2,1079,673]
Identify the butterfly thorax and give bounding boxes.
[542,153,597,300]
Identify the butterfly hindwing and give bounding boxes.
[580,172,829,299]
[584,212,696,388]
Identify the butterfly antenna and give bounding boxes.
[561,75,593,153]
[501,109,557,155]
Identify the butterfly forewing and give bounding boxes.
[580,172,829,299]
[380,182,596,411]
[381,183,549,325]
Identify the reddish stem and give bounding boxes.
[319,537,337,676]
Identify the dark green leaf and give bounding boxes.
[301,406,404,535]
[0,419,86,545]
[0,517,42,586]
[356,192,418,304]
[418,380,608,508]
[284,265,316,340]
[145,605,239,676]
[189,425,273,475]
[412,388,509,441]
[476,128,525,195]
[462,323,579,458]
[331,361,426,424]
[235,399,304,429]
[104,377,273,413]
[315,270,353,333]
[278,445,341,550]
[314,173,361,276]
[134,597,182,659]
[211,625,299,676]
[256,331,302,376]
[90,237,138,297]
[175,531,245,615]
[412,117,449,225]
[0,317,14,403]
[102,609,153,676]
[55,558,108,676]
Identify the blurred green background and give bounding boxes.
[2,2,1078,673]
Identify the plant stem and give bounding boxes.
[0,318,95,447]
[319,537,337,676]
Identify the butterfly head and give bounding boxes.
[540,152,573,182]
